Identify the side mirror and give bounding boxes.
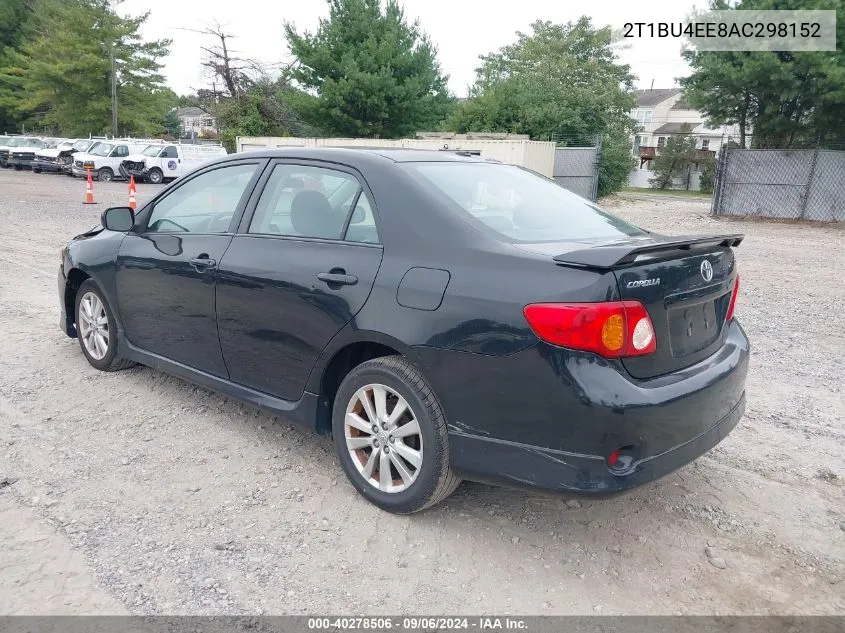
[101,206,135,232]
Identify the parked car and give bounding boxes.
[58,148,748,514]
[120,143,228,184]
[0,135,13,167]
[32,138,78,174]
[1,135,42,168]
[72,141,161,181]
[6,136,50,170]
[60,139,108,176]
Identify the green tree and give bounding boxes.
[447,18,637,195]
[161,108,180,138]
[1,0,171,136]
[648,131,699,190]
[681,0,845,148]
[698,158,717,194]
[284,0,453,138]
[0,0,35,132]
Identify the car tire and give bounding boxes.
[74,280,135,372]
[13,165,22,171]
[332,355,461,514]
[97,167,114,182]
[33,168,41,174]
[148,168,163,184]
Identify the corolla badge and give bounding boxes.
[700,260,714,282]
[626,278,660,289]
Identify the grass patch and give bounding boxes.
[622,187,712,198]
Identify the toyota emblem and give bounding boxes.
[700,259,714,282]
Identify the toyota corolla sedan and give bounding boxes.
[58,148,748,513]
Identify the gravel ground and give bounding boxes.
[0,170,843,615]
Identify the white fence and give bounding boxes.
[236,136,557,179]
[628,166,703,191]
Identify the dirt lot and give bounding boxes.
[0,169,843,615]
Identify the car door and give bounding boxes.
[160,145,182,178]
[216,160,384,401]
[109,144,129,170]
[114,160,264,377]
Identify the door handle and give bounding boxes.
[317,271,358,286]
[190,256,217,270]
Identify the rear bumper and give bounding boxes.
[450,392,744,494]
[423,319,749,494]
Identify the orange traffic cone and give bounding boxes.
[83,169,97,205]
[128,175,137,210]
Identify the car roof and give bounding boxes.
[227,147,499,166]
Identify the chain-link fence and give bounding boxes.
[553,146,600,201]
[712,148,845,221]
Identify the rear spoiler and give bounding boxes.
[553,234,744,269]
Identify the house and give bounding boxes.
[174,106,216,137]
[628,88,746,189]
[631,88,745,168]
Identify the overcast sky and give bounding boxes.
[121,0,700,97]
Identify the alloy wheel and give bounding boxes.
[78,291,109,360]
[344,383,423,493]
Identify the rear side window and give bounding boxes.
[402,163,644,242]
[249,164,367,241]
[344,195,379,244]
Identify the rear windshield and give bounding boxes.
[402,162,644,242]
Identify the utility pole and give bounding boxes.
[110,44,118,137]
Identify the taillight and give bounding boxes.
[523,301,657,358]
[725,274,740,322]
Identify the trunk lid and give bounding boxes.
[523,233,743,380]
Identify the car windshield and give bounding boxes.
[72,140,91,152]
[402,162,646,243]
[142,145,162,157]
[89,143,114,157]
[23,137,42,146]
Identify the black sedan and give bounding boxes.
[58,148,748,513]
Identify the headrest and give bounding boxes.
[290,190,338,239]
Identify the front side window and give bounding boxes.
[161,146,178,158]
[248,164,363,240]
[111,145,129,157]
[90,143,114,157]
[401,162,645,243]
[146,163,257,234]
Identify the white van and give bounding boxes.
[71,140,162,181]
[119,143,228,184]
